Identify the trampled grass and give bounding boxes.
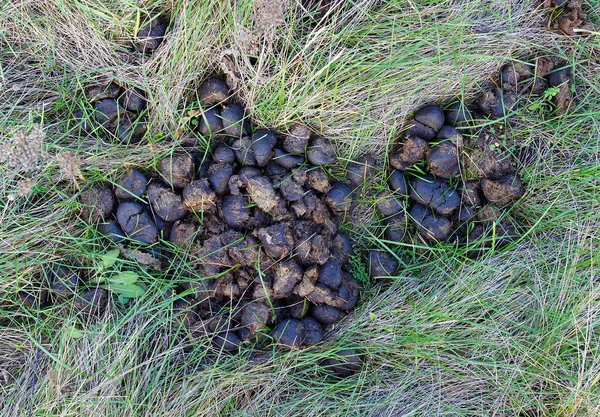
[1,0,599,416]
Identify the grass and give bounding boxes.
[1,0,599,416]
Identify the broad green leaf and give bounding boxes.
[103,283,145,298]
[369,312,377,322]
[99,249,120,270]
[117,294,130,305]
[65,325,83,339]
[109,271,138,286]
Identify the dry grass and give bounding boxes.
[1,0,599,416]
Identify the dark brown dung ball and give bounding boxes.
[119,87,147,113]
[147,183,187,223]
[183,179,217,212]
[325,182,353,215]
[221,195,251,231]
[73,289,108,315]
[445,101,473,126]
[94,98,122,129]
[307,136,338,166]
[136,14,169,54]
[221,103,251,137]
[159,153,194,189]
[481,174,525,206]
[426,142,460,179]
[271,318,305,349]
[409,203,452,242]
[251,129,276,167]
[255,223,294,259]
[197,107,223,137]
[198,77,230,106]
[312,305,345,325]
[318,258,342,290]
[368,250,398,279]
[301,317,323,346]
[389,169,408,196]
[389,135,429,171]
[273,148,304,169]
[477,88,518,118]
[212,144,235,164]
[283,124,311,155]
[409,175,460,215]
[80,185,114,223]
[414,104,445,133]
[376,189,405,217]
[547,66,573,87]
[98,220,126,243]
[46,264,81,301]
[86,82,121,102]
[212,331,240,352]
[116,201,159,244]
[207,163,233,195]
[322,349,362,378]
[115,112,147,144]
[347,154,376,186]
[114,168,147,200]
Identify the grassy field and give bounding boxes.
[1,0,599,416]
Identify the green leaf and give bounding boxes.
[99,249,120,270]
[109,271,138,286]
[103,283,146,298]
[369,312,377,322]
[117,294,130,305]
[65,325,83,339]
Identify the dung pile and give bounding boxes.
[17,263,108,315]
[79,76,362,351]
[369,56,573,277]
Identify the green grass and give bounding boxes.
[1,0,600,416]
